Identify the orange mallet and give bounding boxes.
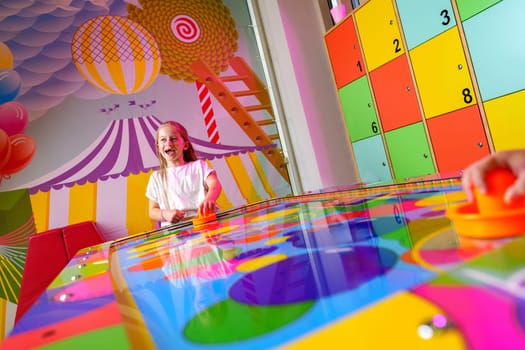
[446,168,525,239]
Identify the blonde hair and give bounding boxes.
[155,121,199,209]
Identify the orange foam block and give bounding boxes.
[192,212,217,230]
[446,168,525,239]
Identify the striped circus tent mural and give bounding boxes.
[19,116,290,240]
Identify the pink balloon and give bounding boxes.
[0,128,11,169]
[0,101,28,136]
[2,133,35,175]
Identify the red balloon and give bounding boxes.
[0,101,28,136]
[2,133,35,175]
[0,128,11,169]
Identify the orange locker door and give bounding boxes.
[324,15,366,88]
[427,105,489,172]
[369,54,422,132]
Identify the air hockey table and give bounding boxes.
[2,174,525,349]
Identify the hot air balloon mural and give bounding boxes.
[71,15,161,95]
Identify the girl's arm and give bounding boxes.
[200,172,222,215]
[149,199,185,224]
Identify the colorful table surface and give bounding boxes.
[2,174,525,349]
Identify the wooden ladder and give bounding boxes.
[190,56,289,182]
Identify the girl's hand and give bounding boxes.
[162,209,185,223]
[200,171,222,216]
[462,150,525,203]
[199,199,216,216]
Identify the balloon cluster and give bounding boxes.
[0,68,36,184]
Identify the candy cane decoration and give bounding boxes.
[196,80,220,144]
[171,14,220,144]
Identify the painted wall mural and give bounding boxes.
[0,44,35,185]
[0,0,292,246]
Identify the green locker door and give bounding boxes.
[384,122,435,180]
[339,75,381,142]
[455,0,501,21]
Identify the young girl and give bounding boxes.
[146,121,222,227]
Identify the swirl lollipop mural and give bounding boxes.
[126,0,239,144]
[172,14,201,43]
[71,15,161,95]
[126,0,238,82]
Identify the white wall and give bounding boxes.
[254,0,358,193]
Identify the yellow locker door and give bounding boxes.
[354,0,405,72]
[484,90,525,151]
[409,26,476,119]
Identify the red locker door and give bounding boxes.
[369,54,422,132]
[324,15,366,88]
[427,105,489,173]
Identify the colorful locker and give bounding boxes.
[384,122,435,179]
[369,54,421,132]
[426,105,489,172]
[354,0,405,71]
[338,75,381,143]
[352,135,392,183]
[324,15,365,88]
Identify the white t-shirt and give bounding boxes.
[146,160,215,226]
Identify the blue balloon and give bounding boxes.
[0,69,21,104]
